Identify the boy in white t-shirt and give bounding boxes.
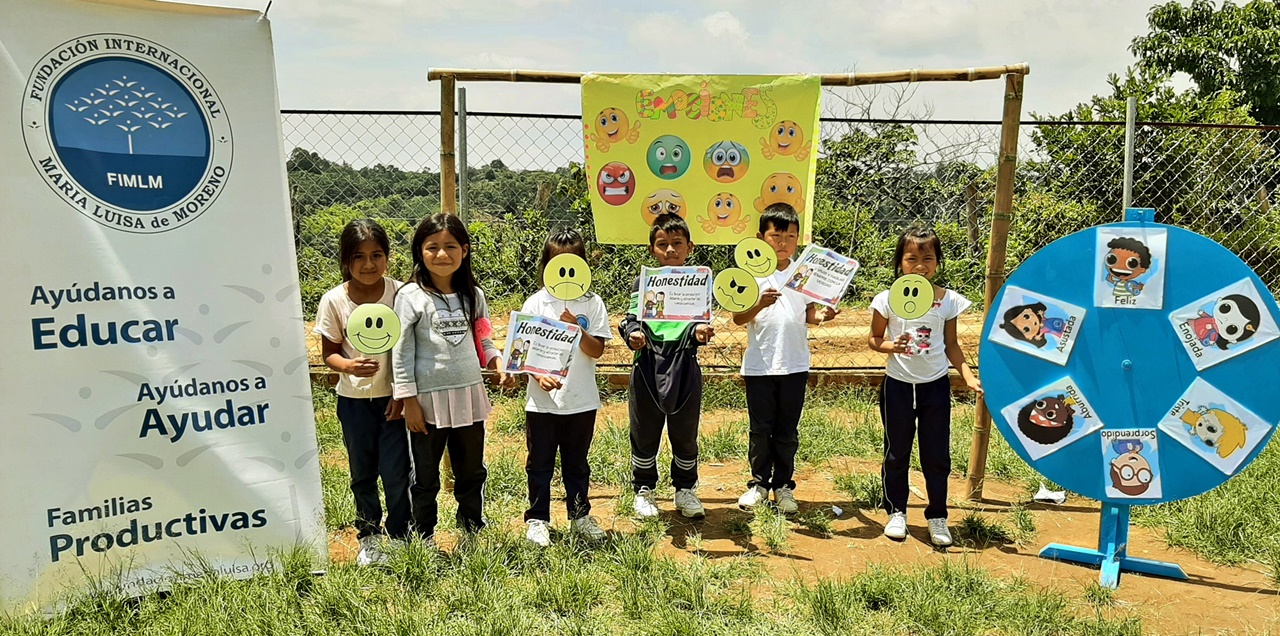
[868,226,982,547]
[732,204,838,514]
[520,229,612,547]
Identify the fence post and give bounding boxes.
[440,74,457,215]
[966,182,980,258]
[966,72,1024,501]
[458,86,468,221]
[1123,96,1136,211]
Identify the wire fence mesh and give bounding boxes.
[282,106,1280,373]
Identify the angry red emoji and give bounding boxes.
[597,162,636,206]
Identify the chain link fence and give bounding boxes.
[282,106,1280,373]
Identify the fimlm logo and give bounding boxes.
[23,35,233,233]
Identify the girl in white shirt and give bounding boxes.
[868,226,982,547]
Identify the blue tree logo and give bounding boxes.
[67,76,189,155]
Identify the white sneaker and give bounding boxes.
[674,488,706,519]
[773,486,799,515]
[884,512,908,540]
[356,535,387,565]
[633,487,659,518]
[737,485,769,510]
[928,518,953,547]
[525,519,552,547]
[570,516,607,543]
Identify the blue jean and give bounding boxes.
[336,395,412,539]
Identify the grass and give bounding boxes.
[954,511,1015,548]
[751,504,792,552]
[833,470,883,511]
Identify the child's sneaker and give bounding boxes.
[927,518,953,547]
[633,486,660,518]
[525,519,552,547]
[737,485,769,510]
[673,488,705,519]
[571,516,607,543]
[773,486,799,515]
[356,535,388,565]
[884,512,908,540]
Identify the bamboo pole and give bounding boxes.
[966,72,1025,501]
[440,74,457,215]
[966,182,980,259]
[427,64,1029,86]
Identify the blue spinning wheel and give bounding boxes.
[979,211,1280,588]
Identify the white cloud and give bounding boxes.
[701,11,748,39]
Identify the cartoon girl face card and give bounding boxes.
[1158,377,1273,476]
[1101,429,1162,500]
[1094,227,1167,309]
[999,376,1104,461]
[989,286,1086,366]
[1168,278,1278,371]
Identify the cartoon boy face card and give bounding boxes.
[999,376,1104,461]
[1101,429,1162,500]
[1158,377,1273,476]
[1094,227,1166,309]
[1168,278,1278,371]
[989,286,1086,366]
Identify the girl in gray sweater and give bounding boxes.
[392,213,509,541]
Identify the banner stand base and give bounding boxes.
[1037,503,1188,588]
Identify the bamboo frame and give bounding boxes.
[429,66,1029,500]
[965,72,1026,501]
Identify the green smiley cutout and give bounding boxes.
[346,303,402,355]
[714,268,761,313]
[734,237,777,277]
[545,253,592,301]
[888,274,934,320]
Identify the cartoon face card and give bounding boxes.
[989,286,1086,366]
[1094,227,1166,309]
[999,377,1104,460]
[1158,378,1273,475]
[1169,278,1278,370]
[1101,429,1162,500]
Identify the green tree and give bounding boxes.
[1132,0,1280,125]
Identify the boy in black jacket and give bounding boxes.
[619,214,714,518]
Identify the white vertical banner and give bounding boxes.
[0,0,326,613]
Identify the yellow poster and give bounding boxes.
[582,74,821,245]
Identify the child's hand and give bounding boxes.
[628,331,647,350]
[758,288,781,309]
[499,371,518,389]
[347,357,379,378]
[560,309,578,324]
[695,324,715,343]
[821,306,839,322]
[967,377,984,395]
[536,375,563,392]
[892,334,911,355]
[385,398,404,421]
[403,399,427,434]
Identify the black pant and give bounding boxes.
[524,410,596,522]
[744,372,808,490]
[879,375,952,519]
[407,421,487,539]
[336,396,412,539]
[629,373,701,492]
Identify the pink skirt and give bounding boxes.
[415,383,492,428]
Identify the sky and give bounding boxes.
[176,0,1160,120]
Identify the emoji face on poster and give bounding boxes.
[734,237,777,277]
[888,274,934,320]
[544,253,591,301]
[596,162,636,206]
[588,107,641,152]
[640,189,687,226]
[698,192,748,234]
[646,135,691,180]
[713,268,761,313]
[346,303,402,356]
[760,120,812,161]
[753,172,806,214]
[703,140,750,183]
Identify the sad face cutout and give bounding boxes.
[734,237,777,277]
[544,253,592,301]
[888,274,934,320]
[714,268,761,312]
[346,304,402,355]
